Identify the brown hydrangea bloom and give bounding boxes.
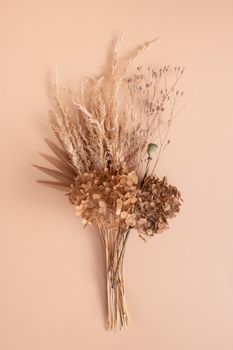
[136,176,182,239]
[68,169,140,229]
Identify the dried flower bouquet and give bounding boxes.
[34,36,184,331]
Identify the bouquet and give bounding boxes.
[34,36,184,331]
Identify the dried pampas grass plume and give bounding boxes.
[34,35,184,331]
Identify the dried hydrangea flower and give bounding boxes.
[136,176,182,238]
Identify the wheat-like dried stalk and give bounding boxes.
[35,36,184,331]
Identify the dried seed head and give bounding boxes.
[147,143,158,159]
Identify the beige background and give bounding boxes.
[1,0,233,349]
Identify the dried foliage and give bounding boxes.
[35,36,184,331]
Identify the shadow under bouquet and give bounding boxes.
[35,36,184,331]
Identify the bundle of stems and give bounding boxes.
[34,36,184,330]
[99,223,130,330]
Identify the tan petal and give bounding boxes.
[120,211,128,219]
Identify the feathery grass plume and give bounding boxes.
[35,36,185,331]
